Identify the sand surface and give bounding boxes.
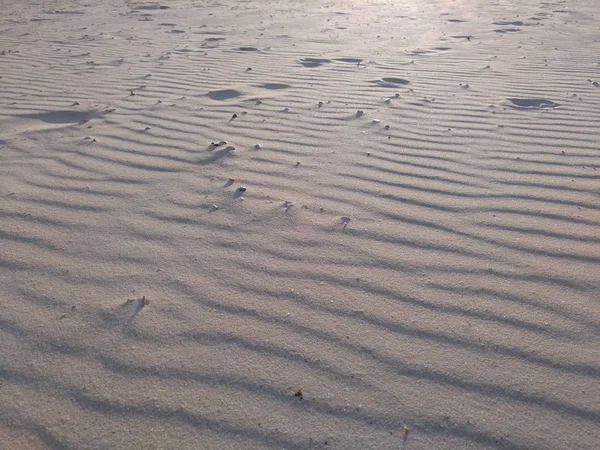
[1,0,599,448]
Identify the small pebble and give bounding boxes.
[384,98,391,104]
[255,100,262,105]
[237,186,247,192]
[254,143,262,150]
[317,101,323,108]
[367,152,371,156]
[395,93,400,98]
[356,110,364,117]
[231,113,238,120]
[246,67,252,71]
[283,107,290,112]
[384,125,390,130]
[372,119,380,124]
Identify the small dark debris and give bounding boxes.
[294,389,303,399]
[237,186,247,192]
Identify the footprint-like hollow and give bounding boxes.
[299,58,331,68]
[18,109,98,124]
[371,77,410,87]
[133,4,170,11]
[260,83,291,90]
[508,98,559,109]
[207,89,242,100]
[494,28,521,33]
[335,57,363,63]
[494,20,536,26]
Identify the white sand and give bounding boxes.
[1,0,599,448]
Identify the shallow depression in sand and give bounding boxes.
[299,57,331,68]
[507,98,560,109]
[207,89,243,100]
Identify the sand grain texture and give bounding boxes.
[1,0,599,449]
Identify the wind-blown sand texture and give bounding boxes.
[1,0,599,448]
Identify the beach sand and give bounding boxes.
[1,0,599,448]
